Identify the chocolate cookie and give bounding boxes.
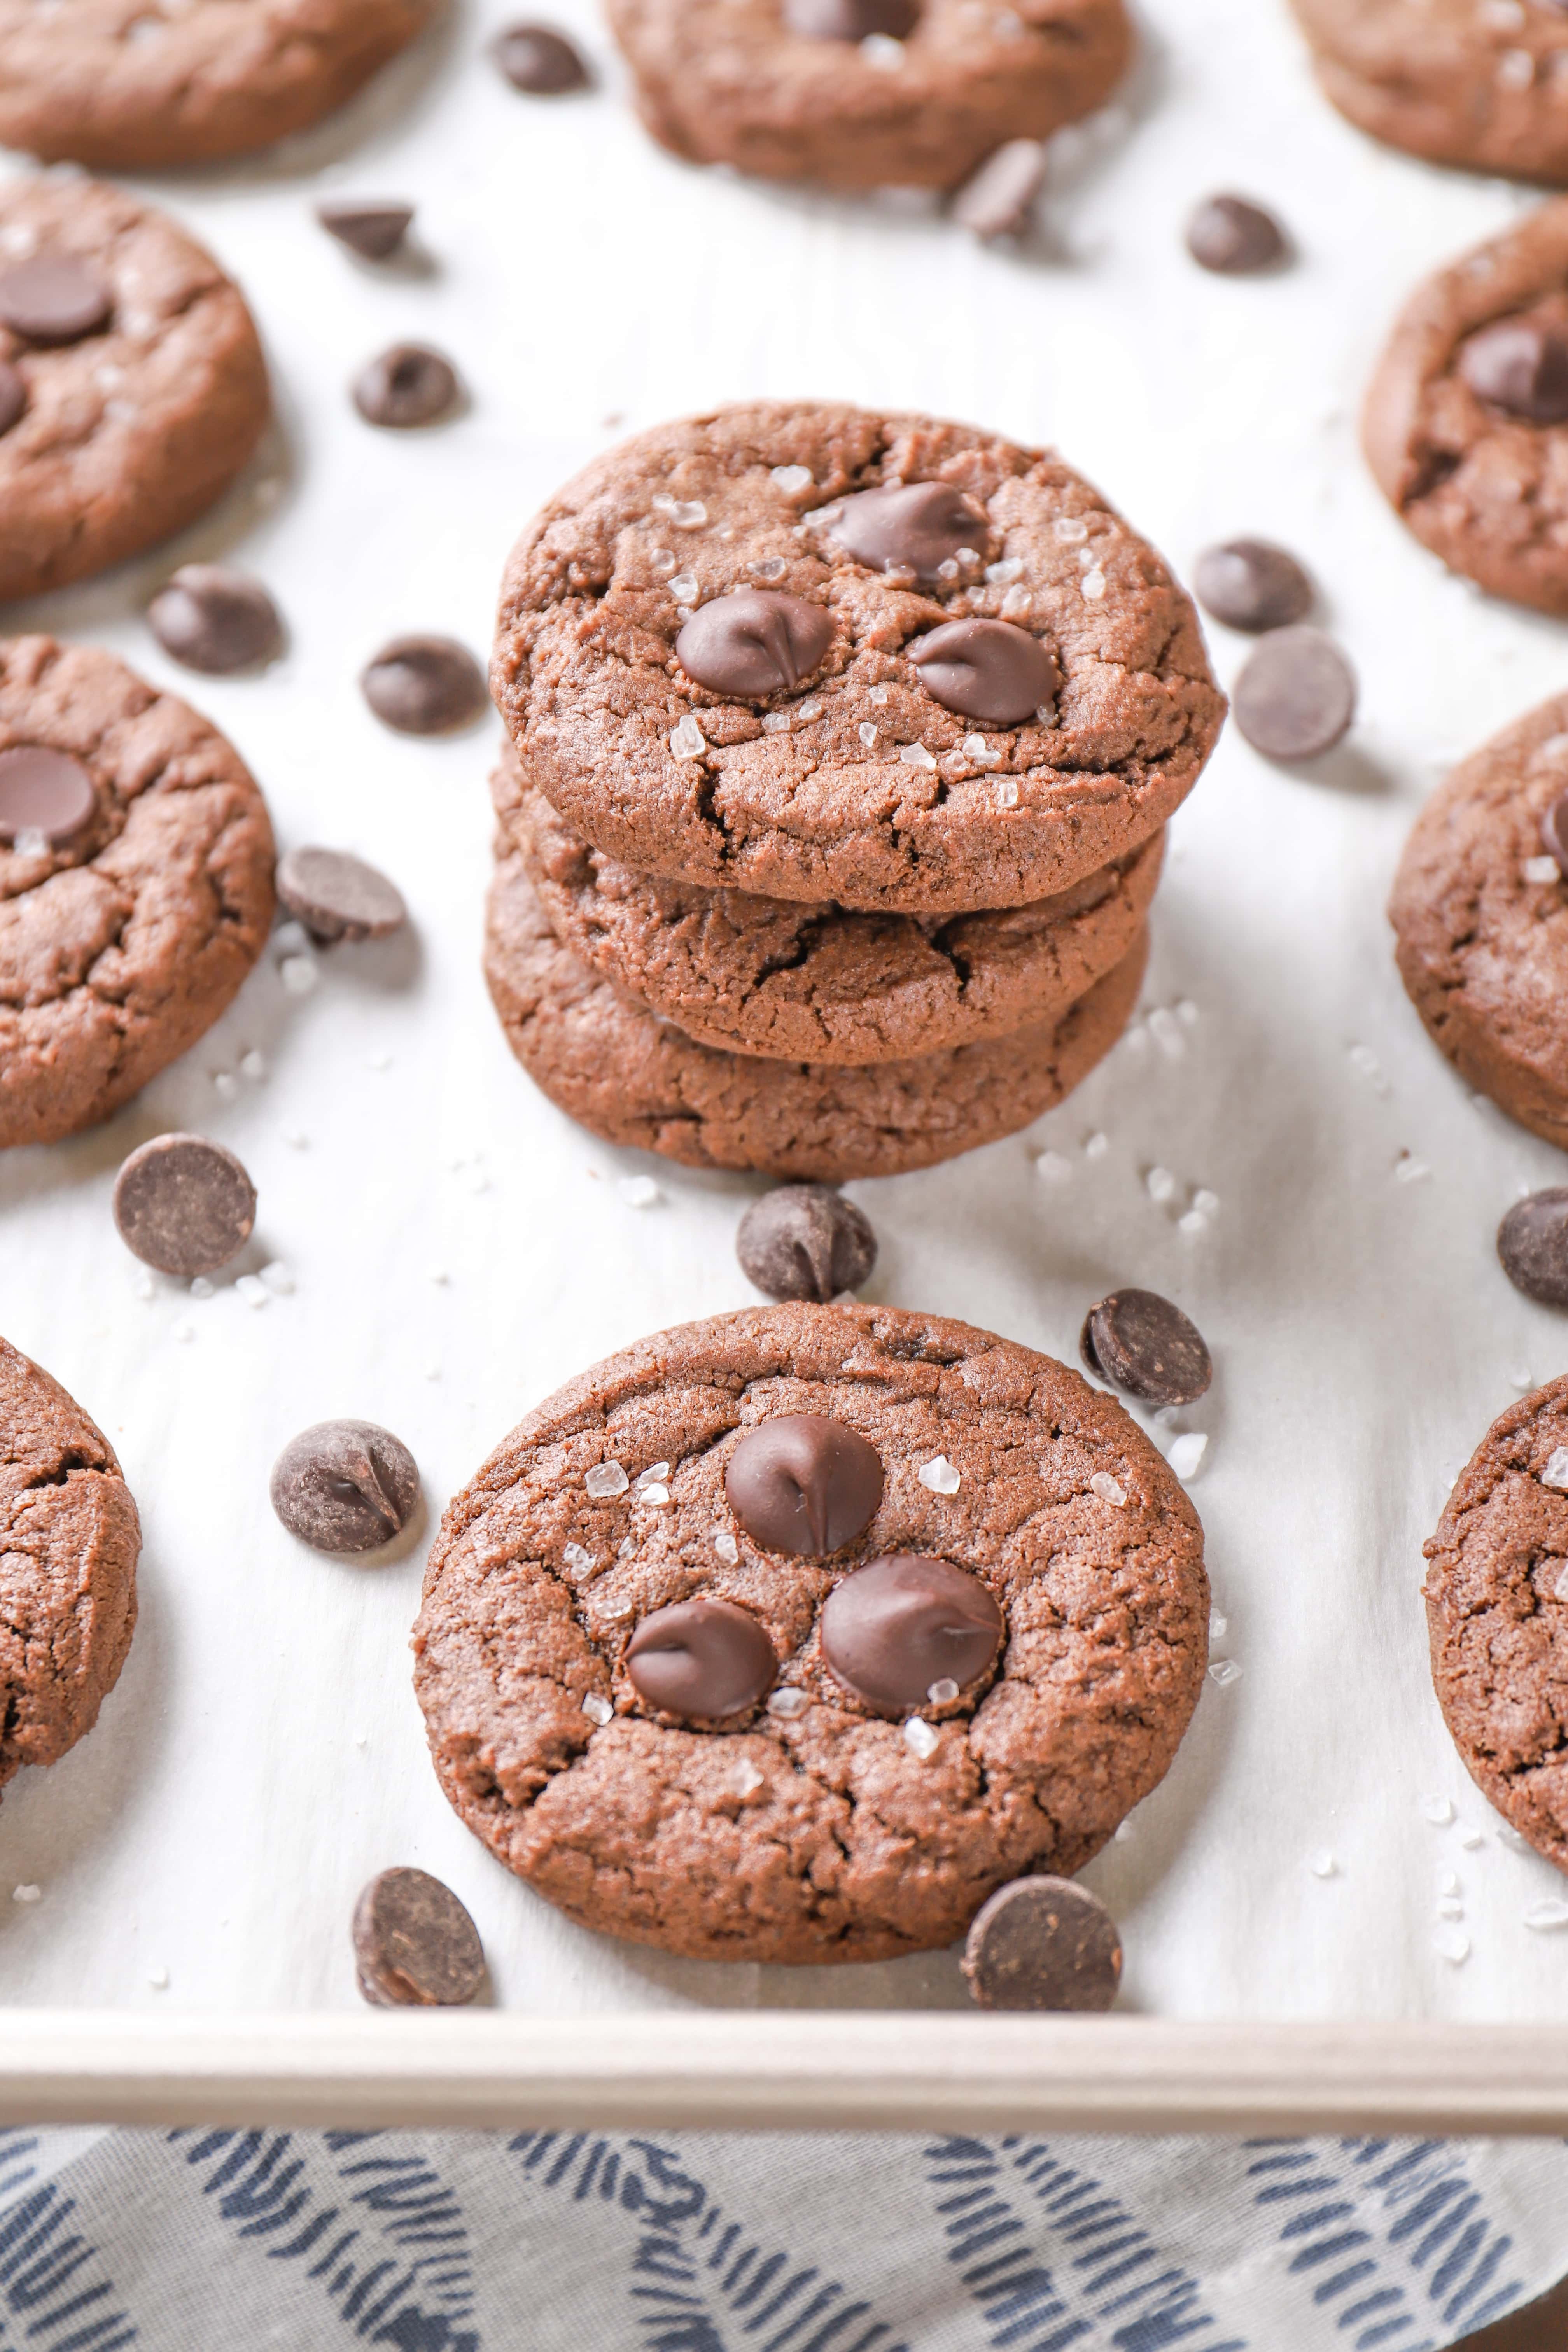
[1389,690,1568,1148]
[0,0,436,168]
[485,843,1145,1180]
[491,402,1225,914]
[0,1337,139,1795]
[1363,200,1568,616]
[0,178,269,606]
[412,1301,1208,1964]
[0,637,277,1150]
[498,751,1162,1065]
[604,0,1130,192]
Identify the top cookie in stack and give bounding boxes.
[484,400,1225,1182]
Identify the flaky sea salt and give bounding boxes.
[1169,1433,1208,1480]
[713,1528,740,1565]
[868,684,889,705]
[280,954,318,996]
[564,1542,595,1573]
[1524,855,1561,884]
[670,714,705,760]
[1209,1610,1228,1641]
[581,1693,613,1726]
[1308,1851,1338,1879]
[1208,1659,1242,1687]
[1084,1132,1108,1159]
[618,1174,661,1208]
[903,1717,938,1759]
[189,1277,215,1300]
[1090,1471,1126,1507]
[586,1460,629,1499]
[768,1687,808,1717]
[861,30,905,63]
[1146,1166,1178,1203]
[1179,1211,1208,1241]
[236,1276,268,1310]
[12,1886,40,1905]
[260,1262,294,1295]
[637,1483,671,1508]
[653,494,706,529]
[770,465,812,495]
[733,1760,764,1797]
[1035,1150,1071,1185]
[986,558,1024,584]
[1081,569,1108,600]
[1525,1900,1568,1931]
[1544,1449,1568,1489]
[1393,1155,1430,1185]
[669,572,698,602]
[962,732,1001,766]
[899,742,937,770]
[994,778,1019,808]
[131,1267,154,1302]
[858,722,878,747]
[1498,46,1535,90]
[1148,1008,1185,1060]
[1192,1188,1220,1217]
[919,1454,961,1494]
[928,1678,960,1705]
[214,1071,240,1101]
[1421,1794,1455,1825]
[1434,1927,1471,1965]
[1054,518,1088,544]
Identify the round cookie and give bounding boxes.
[1389,690,1568,1148]
[0,636,277,1149]
[0,178,270,606]
[497,749,1164,1066]
[491,401,1226,915]
[0,0,436,169]
[412,1301,1208,1964]
[0,1337,139,1795]
[604,0,1130,193]
[485,842,1146,1180]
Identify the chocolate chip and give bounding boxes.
[1192,539,1312,633]
[783,0,916,36]
[962,1876,1123,2012]
[147,565,283,675]
[1231,625,1356,761]
[317,199,415,261]
[909,617,1059,726]
[626,1598,777,1720]
[676,590,833,697]
[1186,194,1287,275]
[830,481,988,581]
[276,847,407,944]
[1081,1288,1211,1407]
[1544,790,1568,879]
[0,360,24,438]
[0,256,111,344]
[353,1867,484,2007]
[491,21,591,90]
[950,139,1047,240]
[724,1414,884,1556]
[821,1554,1002,1715]
[736,1183,877,1302]
[352,343,462,429]
[0,746,94,846]
[360,635,488,734]
[1459,318,1568,424]
[1498,1190,1568,1307]
[270,1419,420,1554]
[112,1132,257,1277]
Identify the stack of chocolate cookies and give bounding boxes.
[484,399,1226,1182]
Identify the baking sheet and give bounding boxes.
[4,0,1568,2024]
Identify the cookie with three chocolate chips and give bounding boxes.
[412,1301,1209,1964]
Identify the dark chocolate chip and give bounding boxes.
[0,746,95,846]
[270,1418,420,1554]
[1544,790,1568,879]
[147,565,283,675]
[950,139,1047,240]
[724,1413,884,1556]
[1081,1288,1212,1407]
[0,360,24,439]
[352,343,462,429]
[0,256,111,344]
[830,481,987,581]
[317,199,415,261]
[1231,625,1356,760]
[491,21,591,90]
[353,1867,485,2007]
[276,847,407,944]
[1459,318,1568,424]
[909,617,1059,726]
[784,0,916,36]
[1192,539,1313,633]
[626,1597,777,1719]
[821,1554,1003,1714]
[736,1183,877,1302]
[676,589,833,697]
[113,1132,257,1278]
[1186,194,1288,275]
[360,635,488,734]
[1499,1190,1568,1307]
[962,1876,1123,2012]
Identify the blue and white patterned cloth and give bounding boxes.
[5,2125,1566,2348]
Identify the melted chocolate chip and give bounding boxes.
[1192,539,1312,633]
[1185,194,1288,275]
[909,617,1059,725]
[270,1419,420,1554]
[113,1132,257,1277]
[353,1867,485,2007]
[1499,1190,1568,1308]
[353,343,462,429]
[0,746,94,846]
[784,0,916,36]
[0,360,24,438]
[1081,1288,1211,1407]
[736,1184,877,1302]
[962,1876,1123,2012]
[676,589,833,696]
[1231,625,1356,761]
[317,200,414,261]
[1459,318,1568,424]
[0,256,111,344]
[724,1413,884,1556]
[821,1554,1003,1714]
[277,847,407,943]
[147,565,284,675]
[1544,789,1568,878]
[830,481,987,580]
[491,21,592,89]
[626,1598,776,1719]
[360,635,489,734]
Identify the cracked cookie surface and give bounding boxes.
[490,401,1225,915]
[0,636,277,1149]
[412,1302,1208,1964]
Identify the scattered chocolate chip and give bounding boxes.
[0,746,95,846]
[1192,539,1312,633]
[909,617,1059,726]
[724,1414,884,1556]
[784,0,916,35]
[821,1554,1002,1715]
[1081,1288,1212,1408]
[1458,318,1568,424]
[353,1867,484,2007]
[360,635,488,735]
[1498,1190,1568,1307]
[317,199,415,261]
[276,847,407,944]
[270,1418,420,1554]
[147,565,283,675]
[0,360,24,438]
[0,256,111,344]
[831,481,988,581]
[1231,625,1356,761]
[626,1598,777,1719]
[352,343,462,429]
[491,21,591,90]
[1185,194,1287,276]
[112,1132,257,1277]
[736,1184,877,1302]
[962,1876,1123,2012]
[1544,790,1568,879]
[950,138,1047,240]
[676,589,833,697]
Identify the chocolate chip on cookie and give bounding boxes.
[276,847,406,944]
[113,1133,257,1277]
[1232,626,1356,760]
[725,1412,884,1554]
[736,1184,877,1300]
[821,1554,1003,1713]
[910,617,1060,725]
[0,746,94,846]
[676,590,833,695]
[491,21,592,90]
[1082,1289,1212,1407]
[1544,786,1568,878]
[1459,318,1568,425]
[270,1419,420,1555]
[362,635,488,734]
[147,566,284,676]
[831,480,987,579]
[784,0,916,35]
[1500,1191,1568,1309]
[1193,539,1313,633]
[0,256,110,345]
[1186,194,1287,275]
[627,1598,778,1719]
[0,362,23,439]
[317,200,415,261]
[354,1867,485,2007]
[962,1876,1123,2011]
[353,342,462,429]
